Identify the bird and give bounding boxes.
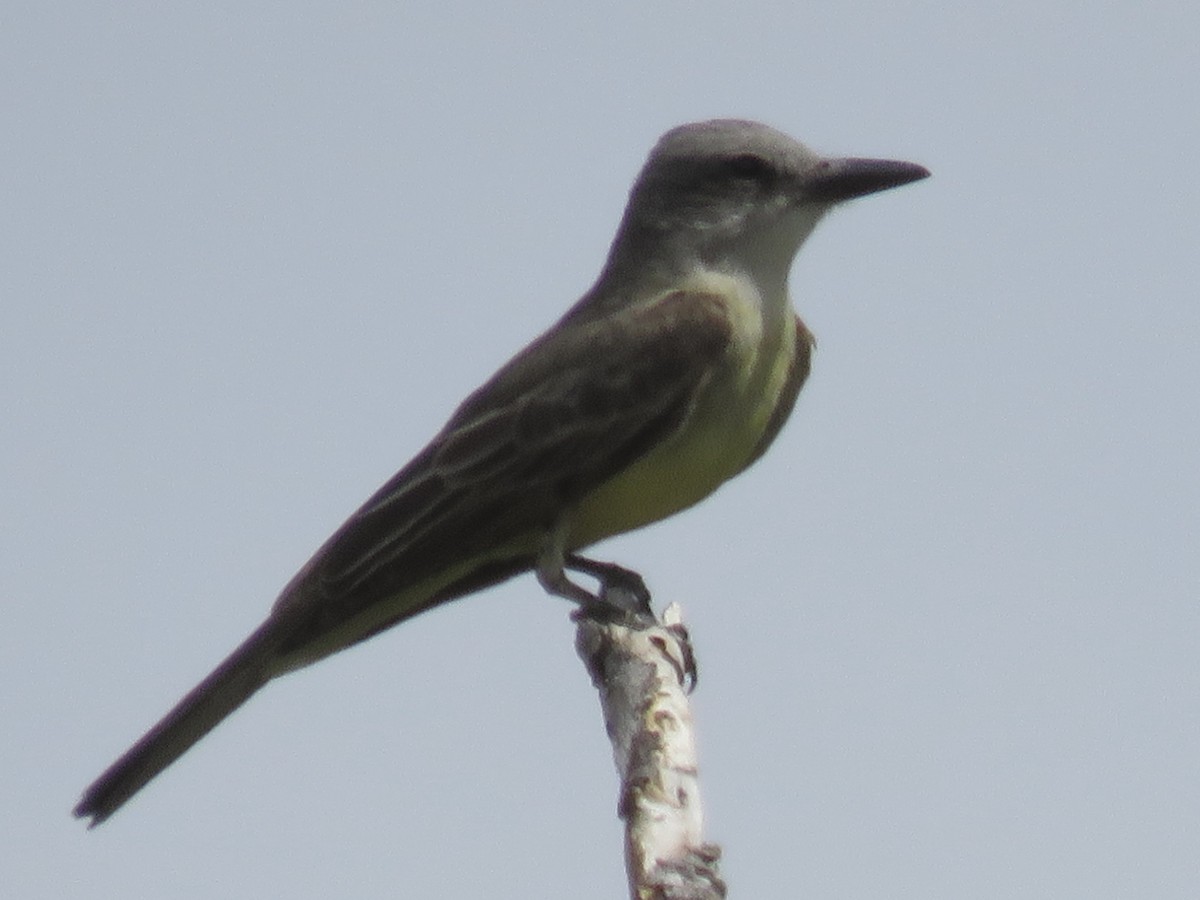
[74,119,928,825]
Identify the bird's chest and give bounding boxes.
[567,287,796,546]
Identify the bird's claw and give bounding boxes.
[565,554,654,623]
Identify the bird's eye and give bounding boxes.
[723,153,774,181]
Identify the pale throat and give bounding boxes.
[701,203,826,328]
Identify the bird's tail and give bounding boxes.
[73,617,284,826]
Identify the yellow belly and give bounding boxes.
[566,305,797,548]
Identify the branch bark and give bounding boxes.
[576,603,725,900]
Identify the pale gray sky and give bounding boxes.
[4,3,1198,898]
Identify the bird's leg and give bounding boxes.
[536,544,602,607]
[565,553,654,621]
[536,522,653,621]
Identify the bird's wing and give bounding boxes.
[73,289,736,826]
[277,288,738,642]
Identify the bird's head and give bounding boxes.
[610,119,929,282]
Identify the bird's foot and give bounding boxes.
[565,554,654,624]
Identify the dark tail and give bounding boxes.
[74,618,284,826]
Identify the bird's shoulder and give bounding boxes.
[444,284,742,429]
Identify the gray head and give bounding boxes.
[603,119,928,281]
[639,119,926,218]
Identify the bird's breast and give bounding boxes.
[566,271,797,547]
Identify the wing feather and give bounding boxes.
[275,289,736,654]
[74,290,739,822]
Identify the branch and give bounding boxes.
[575,603,726,900]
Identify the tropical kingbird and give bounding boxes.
[75,119,928,824]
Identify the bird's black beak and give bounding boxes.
[804,156,930,202]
